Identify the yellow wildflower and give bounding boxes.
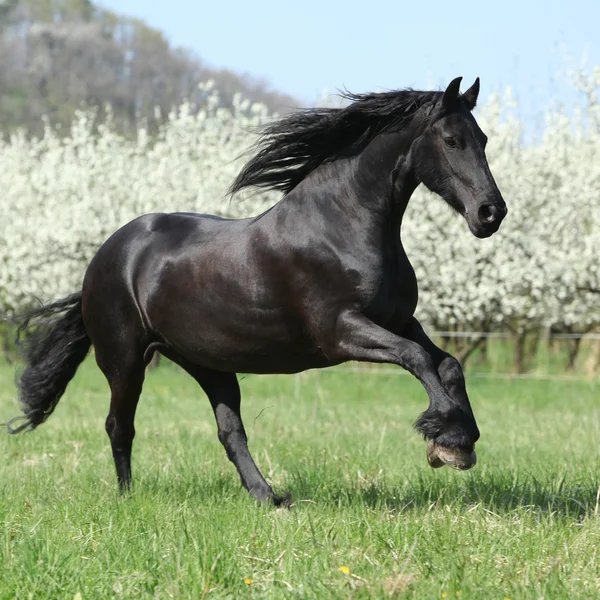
[338,566,351,575]
[244,578,254,585]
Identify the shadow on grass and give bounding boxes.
[126,468,599,521]
[284,470,599,520]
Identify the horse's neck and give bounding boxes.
[349,132,420,227]
[274,131,419,240]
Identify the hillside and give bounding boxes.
[0,0,298,135]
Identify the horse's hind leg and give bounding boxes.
[96,344,146,492]
[176,362,280,504]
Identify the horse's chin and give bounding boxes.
[466,219,498,239]
[471,227,494,239]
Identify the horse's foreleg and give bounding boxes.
[329,311,478,470]
[400,317,480,470]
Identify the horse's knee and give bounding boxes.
[438,357,465,392]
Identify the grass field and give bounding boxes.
[0,359,599,599]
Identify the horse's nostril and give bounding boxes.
[478,204,497,223]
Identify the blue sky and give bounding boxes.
[100,0,599,135]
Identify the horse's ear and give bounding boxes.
[442,76,462,110]
[462,77,480,111]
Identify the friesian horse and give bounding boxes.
[6,77,506,504]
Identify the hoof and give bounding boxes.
[427,439,477,471]
[251,488,292,508]
[273,493,292,509]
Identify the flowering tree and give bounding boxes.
[1,73,599,372]
[0,84,278,313]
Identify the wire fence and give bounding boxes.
[324,365,600,382]
[430,331,600,340]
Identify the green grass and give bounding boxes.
[0,359,599,599]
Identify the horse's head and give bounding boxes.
[411,77,507,238]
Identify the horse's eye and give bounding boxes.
[444,137,459,149]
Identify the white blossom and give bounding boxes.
[1,73,599,337]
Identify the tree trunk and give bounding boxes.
[455,336,486,367]
[526,329,541,370]
[566,337,582,372]
[477,338,488,365]
[584,339,600,375]
[513,330,527,374]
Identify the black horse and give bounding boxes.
[7,77,506,505]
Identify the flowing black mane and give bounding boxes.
[229,89,443,196]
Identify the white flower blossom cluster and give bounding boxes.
[0,74,598,336]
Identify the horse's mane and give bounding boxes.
[228,89,443,196]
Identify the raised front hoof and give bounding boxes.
[427,439,477,471]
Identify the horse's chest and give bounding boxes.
[364,255,418,325]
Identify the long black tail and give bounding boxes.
[5,292,91,433]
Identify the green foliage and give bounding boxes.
[1,361,599,598]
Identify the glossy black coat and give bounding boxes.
[9,77,506,504]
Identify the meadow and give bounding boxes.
[0,358,599,599]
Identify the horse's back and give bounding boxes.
[91,211,248,258]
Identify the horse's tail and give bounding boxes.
[5,292,91,434]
